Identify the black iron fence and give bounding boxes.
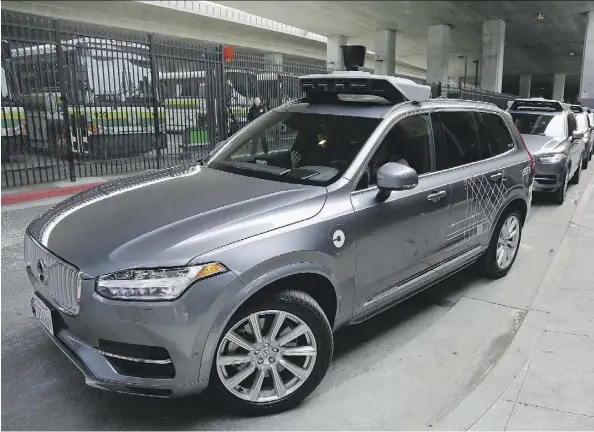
[431,83,518,110]
[1,11,327,188]
[1,11,520,189]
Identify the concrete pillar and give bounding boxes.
[264,53,283,72]
[480,19,506,92]
[327,34,347,71]
[580,11,594,105]
[374,29,396,75]
[426,24,450,85]
[553,73,566,102]
[519,74,532,98]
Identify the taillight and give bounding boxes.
[514,123,535,176]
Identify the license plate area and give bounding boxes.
[32,294,55,336]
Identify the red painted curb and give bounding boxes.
[1,182,105,206]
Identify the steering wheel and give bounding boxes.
[329,160,348,171]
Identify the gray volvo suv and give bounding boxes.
[26,55,534,414]
[508,98,586,204]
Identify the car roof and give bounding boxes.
[279,101,393,118]
[279,97,505,119]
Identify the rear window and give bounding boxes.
[510,113,566,138]
[477,112,515,157]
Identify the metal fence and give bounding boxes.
[1,11,520,189]
[431,83,518,110]
[0,11,327,188]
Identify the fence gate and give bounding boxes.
[1,10,327,188]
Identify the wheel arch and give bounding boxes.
[197,260,341,383]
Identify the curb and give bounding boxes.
[1,182,105,206]
[437,176,594,431]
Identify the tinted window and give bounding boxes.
[568,113,577,134]
[478,113,515,157]
[209,110,380,186]
[357,114,432,189]
[435,111,482,170]
[510,113,567,138]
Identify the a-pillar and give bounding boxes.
[374,29,396,75]
[519,74,532,98]
[580,11,594,105]
[426,24,450,85]
[480,19,506,92]
[264,53,284,72]
[553,73,566,102]
[327,34,347,71]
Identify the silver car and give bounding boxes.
[508,99,586,205]
[26,69,534,414]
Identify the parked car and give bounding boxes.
[585,108,594,162]
[508,99,586,204]
[26,66,534,415]
[570,104,592,169]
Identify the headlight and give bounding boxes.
[538,153,565,164]
[96,263,228,301]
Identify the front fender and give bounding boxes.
[195,256,347,384]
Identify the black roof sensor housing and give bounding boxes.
[341,45,366,71]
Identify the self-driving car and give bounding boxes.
[508,98,585,204]
[26,46,534,414]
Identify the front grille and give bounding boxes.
[24,234,82,316]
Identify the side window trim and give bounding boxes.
[350,111,435,194]
[430,109,516,175]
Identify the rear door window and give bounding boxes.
[477,112,515,157]
[434,111,483,170]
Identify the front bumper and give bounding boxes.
[28,267,240,397]
[533,159,566,192]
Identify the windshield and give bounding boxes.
[511,113,567,138]
[208,109,381,186]
[576,113,589,131]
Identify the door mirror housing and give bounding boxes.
[376,162,419,200]
[572,131,584,140]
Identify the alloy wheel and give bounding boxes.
[496,214,520,270]
[216,310,317,403]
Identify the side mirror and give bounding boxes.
[572,131,585,140]
[376,162,419,200]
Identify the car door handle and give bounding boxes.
[490,172,504,182]
[427,190,447,202]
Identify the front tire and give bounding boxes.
[570,156,583,185]
[583,151,590,169]
[479,208,523,279]
[553,168,569,205]
[211,290,333,415]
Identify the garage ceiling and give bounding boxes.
[217,1,594,85]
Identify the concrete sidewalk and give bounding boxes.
[440,176,594,430]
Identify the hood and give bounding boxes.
[27,165,326,277]
[520,135,567,155]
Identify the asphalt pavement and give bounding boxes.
[1,170,592,430]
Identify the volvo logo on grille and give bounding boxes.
[37,258,49,285]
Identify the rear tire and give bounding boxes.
[211,289,333,416]
[479,208,523,279]
[583,152,590,169]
